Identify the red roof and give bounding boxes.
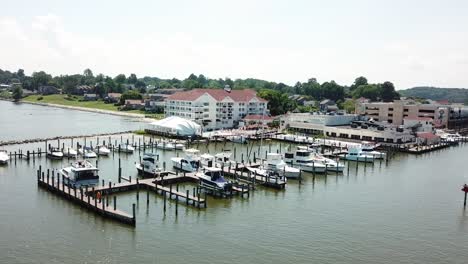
[416,132,439,140]
[166,89,267,102]
[436,99,449,105]
[243,114,273,121]
[404,117,433,121]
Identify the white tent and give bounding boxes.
[147,116,202,136]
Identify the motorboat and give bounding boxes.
[171,148,201,172]
[47,147,64,159]
[118,144,134,153]
[136,153,161,176]
[360,141,379,151]
[227,135,248,144]
[63,147,78,158]
[156,141,175,150]
[199,153,216,168]
[361,149,386,159]
[60,160,99,188]
[214,151,233,167]
[79,147,97,158]
[195,167,233,192]
[265,153,300,179]
[174,143,185,150]
[246,166,285,183]
[344,147,375,162]
[95,145,111,156]
[0,150,9,165]
[284,147,327,173]
[309,153,345,172]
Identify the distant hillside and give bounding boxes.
[399,87,468,103]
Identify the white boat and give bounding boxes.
[118,144,134,153]
[195,167,233,191]
[344,147,375,162]
[214,151,233,167]
[265,153,300,179]
[60,160,99,188]
[63,147,78,158]
[199,153,216,168]
[309,153,345,172]
[175,143,185,150]
[156,142,176,150]
[0,150,9,165]
[284,148,327,173]
[79,147,97,158]
[47,147,64,159]
[246,166,285,183]
[171,148,201,172]
[136,153,161,176]
[361,150,386,159]
[95,145,111,156]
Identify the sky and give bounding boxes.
[0,0,467,89]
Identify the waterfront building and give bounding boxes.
[355,99,468,128]
[165,89,268,131]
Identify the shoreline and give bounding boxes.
[16,100,148,118]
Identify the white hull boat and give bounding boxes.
[171,148,201,172]
[60,160,99,188]
[79,147,97,158]
[196,167,233,191]
[284,147,327,173]
[63,147,78,158]
[47,148,64,159]
[156,142,176,150]
[265,153,300,179]
[118,144,134,153]
[344,147,375,162]
[0,150,9,165]
[136,153,161,176]
[96,145,111,156]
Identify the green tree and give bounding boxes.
[12,86,23,101]
[128,73,137,84]
[351,76,368,90]
[257,89,296,115]
[31,71,52,90]
[83,68,93,78]
[114,74,126,84]
[381,81,399,102]
[321,81,345,101]
[352,84,381,101]
[120,90,142,104]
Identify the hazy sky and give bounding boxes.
[1,0,467,89]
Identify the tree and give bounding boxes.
[352,84,381,101]
[257,89,296,115]
[12,86,23,101]
[321,81,345,101]
[351,76,368,90]
[31,71,52,90]
[120,90,142,104]
[16,69,25,81]
[62,75,80,94]
[128,73,137,84]
[83,68,93,78]
[95,82,106,97]
[381,81,399,102]
[114,74,126,84]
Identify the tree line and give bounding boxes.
[0,68,400,113]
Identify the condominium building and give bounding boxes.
[356,100,453,127]
[165,89,268,131]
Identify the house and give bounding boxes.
[303,100,316,107]
[319,99,338,112]
[403,117,433,133]
[38,85,59,95]
[145,99,165,113]
[416,132,440,145]
[74,85,94,95]
[165,89,268,131]
[0,84,12,91]
[122,99,145,110]
[289,94,306,105]
[83,93,98,101]
[105,93,122,103]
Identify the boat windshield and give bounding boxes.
[207,171,225,182]
[75,170,98,180]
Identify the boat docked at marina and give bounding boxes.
[171,148,201,172]
[79,147,97,158]
[196,167,233,192]
[60,160,99,188]
[47,147,64,159]
[284,147,327,173]
[359,141,385,159]
[118,143,134,153]
[95,145,111,156]
[156,141,175,150]
[63,147,78,158]
[308,152,345,172]
[0,150,9,165]
[227,135,248,144]
[136,153,161,176]
[246,166,286,183]
[265,153,300,178]
[344,147,375,162]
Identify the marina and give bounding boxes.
[1,101,468,263]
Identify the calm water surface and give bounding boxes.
[0,104,468,264]
[0,100,147,142]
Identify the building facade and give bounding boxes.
[165,89,268,131]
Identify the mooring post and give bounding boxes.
[175,194,178,216]
[163,191,167,213]
[132,203,136,224]
[147,189,149,205]
[114,196,117,210]
[186,190,189,205]
[463,184,468,208]
[204,192,207,208]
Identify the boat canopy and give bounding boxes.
[148,116,202,136]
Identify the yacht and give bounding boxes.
[284,147,327,173]
[196,167,233,192]
[79,147,97,158]
[309,152,345,172]
[265,153,300,179]
[95,145,111,156]
[156,141,175,150]
[344,147,375,162]
[47,147,64,159]
[171,148,201,172]
[214,151,233,167]
[136,153,161,176]
[0,150,9,165]
[199,153,216,168]
[174,143,185,150]
[246,166,285,183]
[60,160,99,188]
[118,144,135,153]
[63,147,78,158]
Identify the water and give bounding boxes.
[1,105,468,264]
[0,100,147,142]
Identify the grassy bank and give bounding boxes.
[22,94,164,119]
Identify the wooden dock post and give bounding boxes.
[163,191,167,213]
[114,196,117,210]
[186,190,189,205]
[463,184,468,208]
[146,189,149,205]
[132,203,136,225]
[175,194,178,216]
